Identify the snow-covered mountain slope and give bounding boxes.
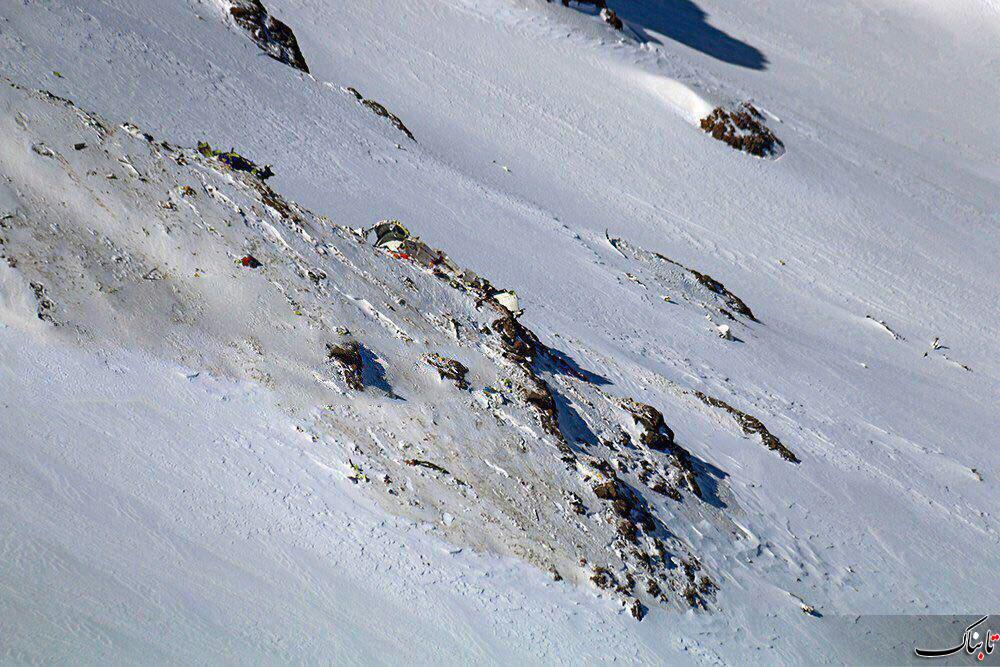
[2,80,740,616]
[1,321,688,664]
[1,0,998,662]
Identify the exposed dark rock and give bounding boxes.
[611,498,632,518]
[31,143,55,158]
[699,102,782,157]
[693,391,799,463]
[623,401,675,444]
[492,314,539,365]
[404,459,451,475]
[345,87,415,141]
[306,267,327,284]
[683,584,700,607]
[30,281,55,322]
[593,480,619,500]
[679,557,712,608]
[590,566,614,590]
[623,400,700,499]
[606,232,758,322]
[600,8,623,30]
[564,491,586,514]
[686,267,757,321]
[617,519,639,543]
[326,340,365,391]
[228,0,309,72]
[523,378,561,438]
[424,353,470,389]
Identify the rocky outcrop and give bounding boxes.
[2,79,802,623]
[700,102,782,157]
[606,232,758,323]
[344,87,415,141]
[424,353,470,389]
[693,391,799,463]
[623,400,701,499]
[227,0,309,73]
[327,340,365,390]
[600,8,623,31]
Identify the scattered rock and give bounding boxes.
[4,77,730,621]
[306,267,327,284]
[29,281,55,322]
[687,267,757,321]
[606,232,758,322]
[622,400,700,498]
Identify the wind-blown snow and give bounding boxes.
[0,0,997,662]
[0,325,703,663]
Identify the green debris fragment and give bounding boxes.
[197,141,274,180]
[347,460,369,484]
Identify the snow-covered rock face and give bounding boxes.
[1,79,792,617]
[698,103,783,158]
[222,0,310,72]
[2,0,999,660]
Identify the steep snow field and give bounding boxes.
[1,325,698,664]
[1,0,998,662]
[6,318,726,663]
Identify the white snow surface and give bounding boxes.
[0,325,699,664]
[0,0,998,663]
